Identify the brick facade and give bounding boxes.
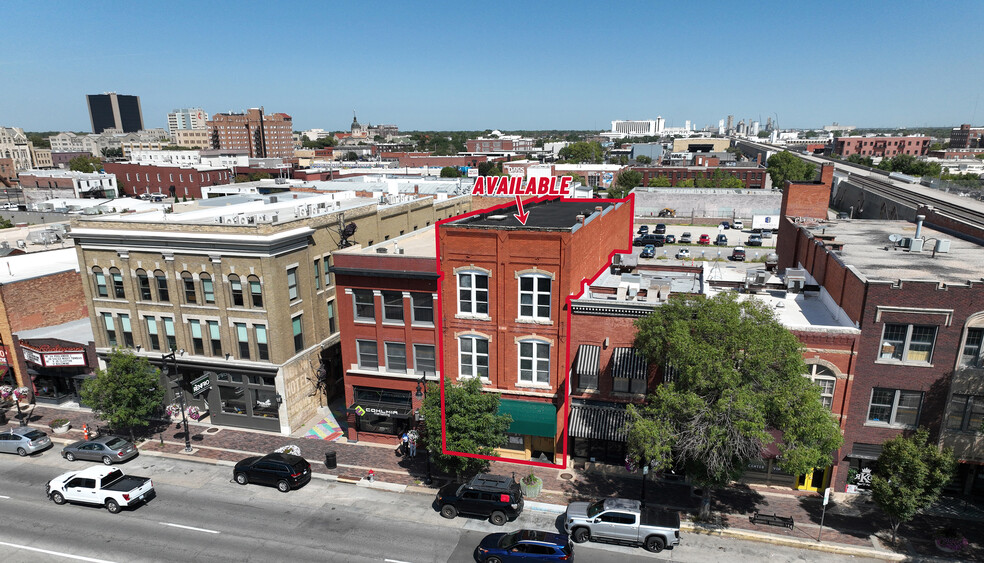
[832,136,930,158]
[635,165,769,189]
[103,162,232,199]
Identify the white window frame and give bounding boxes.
[457,271,489,318]
[518,274,551,321]
[866,388,923,428]
[384,342,407,373]
[287,267,299,301]
[878,323,937,364]
[458,335,489,379]
[804,363,836,410]
[518,339,550,385]
[410,293,434,325]
[382,291,404,323]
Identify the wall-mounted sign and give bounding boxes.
[191,374,212,397]
[21,347,86,367]
[23,349,42,365]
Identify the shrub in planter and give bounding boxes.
[934,526,968,553]
[520,471,543,498]
[275,444,301,456]
[50,418,71,434]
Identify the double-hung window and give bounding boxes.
[879,323,937,363]
[518,340,550,384]
[519,274,551,320]
[947,394,984,432]
[136,270,152,301]
[313,260,322,290]
[326,300,337,334]
[353,289,375,321]
[411,293,433,324]
[208,320,221,355]
[413,344,436,375]
[93,268,108,298]
[119,314,133,347]
[201,274,215,304]
[248,276,263,307]
[287,267,299,301]
[255,325,268,360]
[385,342,407,373]
[102,313,116,346]
[155,271,169,302]
[110,268,125,299]
[229,275,244,307]
[292,315,303,352]
[867,388,922,427]
[162,317,176,351]
[458,336,489,379]
[804,364,836,410]
[382,291,404,322]
[145,317,160,350]
[961,328,984,368]
[236,323,250,359]
[357,340,378,369]
[182,272,196,304]
[189,320,203,355]
[457,271,488,316]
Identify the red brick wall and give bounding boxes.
[635,166,767,188]
[0,270,88,331]
[832,136,930,157]
[17,173,75,189]
[103,162,232,198]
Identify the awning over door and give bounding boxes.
[569,403,628,442]
[612,347,648,379]
[498,399,557,437]
[575,345,600,377]
[849,443,884,460]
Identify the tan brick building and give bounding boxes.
[70,191,471,434]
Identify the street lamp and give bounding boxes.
[415,373,433,485]
[162,351,193,453]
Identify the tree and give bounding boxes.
[344,151,358,161]
[101,147,123,158]
[558,141,604,164]
[697,169,744,189]
[766,151,816,190]
[69,155,102,173]
[419,378,512,480]
[847,154,874,167]
[80,348,166,441]
[756,131,770,138]
[872,428,956,544]
[440,166,462,178]
[566,172,586,186]
[636,155,652,165]
[608,170,642,198]
[477,161,505,176]
[0,217,13,229]
[648,175,671,187]
[676,178,695,187]
[626,292,843,518]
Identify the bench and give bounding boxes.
[750,512,794,529]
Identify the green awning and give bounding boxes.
[498,399,557,438]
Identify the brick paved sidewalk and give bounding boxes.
[17,404,984,560]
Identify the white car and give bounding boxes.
[675,248,691,259]
[732,220,744,231]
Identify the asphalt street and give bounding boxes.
[0,449,881,563]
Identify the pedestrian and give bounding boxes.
[400,431,409,457]
[408,430,417,458]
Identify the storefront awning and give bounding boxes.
[576,345,600,377]
[348,400,412,419]
[569,403,628,442]
[849,443,884,460]
[612,347,648,380]
[498,399,556,438]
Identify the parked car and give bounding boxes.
[679,232,692,244]
[476,529,574,562]
[633,234,664,247]
[719,221,730,230]
[636,225,649,235]
[565,498,681,553]
[714,234,728,246]
[654,224,667,234]
[62,436,138,465]
[0,427,52,456]
[675,248,691,259]
[664,234,676,244]
[234,452,311,493]
[732,220,744,231]
[697,234,711,245]
[437,473,524,526]
[746,234,763,247]
[640,245,656,259]
[731,246,746,261]
[46,465,154,514]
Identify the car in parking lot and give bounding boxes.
[0,427,52,456]
[476,529,574,562]
[636,225,649,235]
[234,452,311,492]
[675,248,691,259]
[633,234,664,247]
[679,232,692,244]
[746,234,763,246]
[640,245,656,258]
[732,220,744,230]
[664,234,676,244]
[697,234,711,245]
[437,473,524,525]
[62,436,138,465]
[654,223,666,234]
[719,221,730,230]
[714,234,728,246]
[731,246,746,261]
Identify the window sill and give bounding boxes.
[515,381,552,389]
[410,322,435,328]
[289,299,303,307]
[380,321,405,327]
[864,421,917,430]
[515,317,553,325]
[457,375,491,384]
[874,359,933,368]
[455,313,492,321]
[354,319,376,325]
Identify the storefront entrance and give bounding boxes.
[348,387,413,440]
[796,466,832,492]
[568,401,627,466]
[21,342,93,406]
[496,399,558,462]
[160,365,281,433]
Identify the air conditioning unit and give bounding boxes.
[909,238,924,252]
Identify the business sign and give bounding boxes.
[471,176,574,196]
[42,353,87,367]
[364,406,401,416]
[602,172,614,186]
[0,345,9,365]
[191,374,212,397]
[23,348,42,365]
[467,167,479,178]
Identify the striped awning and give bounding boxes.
[569,403,628,442]
[612,347,648,380]
[575,345,601,377]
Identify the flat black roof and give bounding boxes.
[450,199,615,231]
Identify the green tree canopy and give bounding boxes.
[696,169,744,189]
[80,349,166,441]
[69,155,103,173]
[676,178,695,187]
[636,155,653,165]
[302,135,338,149]
[477,162,505,176]
[876,154,942,178]
[420,378,513,480]
[846,154,874,167]
[558,141,604,164]
[627,292,843,516]
[872,428,956,543]
[440,166,462,178]
[766,151,816,189]
[607,169,642,198]
[648,175,671,187]
[344,151,359,161]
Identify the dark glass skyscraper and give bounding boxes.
[87,93,144,133]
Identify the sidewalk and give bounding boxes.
[18,404,984,561]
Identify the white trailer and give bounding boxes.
[751,214,780,233]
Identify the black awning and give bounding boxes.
[569,403,628,442]
[849,443,883,460]
[576,345,600,377]
[612,347,648,380]
[348,400,412,419]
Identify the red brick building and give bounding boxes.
[439,197,632,464]
[949,124,984,149]
[332,228,439,445]
[208,108,294,159]
[832,135,931,158]
[103,162,232,199]
[635,164,770,189]
[465,136,535,153]
[779,164,833,220]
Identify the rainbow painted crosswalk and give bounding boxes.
[305,414,344,441]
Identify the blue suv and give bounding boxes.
[477,529,574,562]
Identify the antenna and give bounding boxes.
[888,234,902,243]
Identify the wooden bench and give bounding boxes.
[750,512,794,529]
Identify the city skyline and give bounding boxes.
[2,0,982,132]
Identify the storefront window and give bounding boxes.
[252,388,278,418]
[504,434,525,451]
[357,414,400,435]
[218,383,247,415]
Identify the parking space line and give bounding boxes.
[160,522,220,534]
[0,540,116,562]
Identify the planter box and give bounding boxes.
[50,424,71,434]
[520,477,543,498]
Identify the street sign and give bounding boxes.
[191,374,212,397]
[823,486,831,506]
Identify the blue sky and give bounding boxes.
[2,0,982,132]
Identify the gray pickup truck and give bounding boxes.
[565,498,681,553]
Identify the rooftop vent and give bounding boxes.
[487,215,508,221]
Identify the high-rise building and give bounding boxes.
[207,108,294,159]
[167,108,209,135]
[87,93,144,133]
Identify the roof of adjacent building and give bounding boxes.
[0,248,78,284]
[15,318,92,344]
[338,225,436,258]
[450,199,618,231]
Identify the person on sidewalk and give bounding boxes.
[400,431,409,457]
[407,429,417,457]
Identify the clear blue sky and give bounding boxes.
[2,0,982,132]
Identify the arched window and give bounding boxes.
[154,270,169,302]
[181,271,196,304]
[200,273,214,304]
[229,274,244,307]
[458,335,489,379]
[457,269,489,316]
[92,267,107,298]
[108,268,125,299]
[804,363,836,410]
[135,269,151,301]
[247,275,262,308]
[518,338,551,385]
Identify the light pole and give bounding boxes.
[415,373,433,485]
[162,351,193,453]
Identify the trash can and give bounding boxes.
[325,450,337,469]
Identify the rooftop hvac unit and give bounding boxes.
[935,239,951,253]
[909,238,924,252]
[785,268,807,292]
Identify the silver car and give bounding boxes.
[0,427,52,456]
[61,436,138,465]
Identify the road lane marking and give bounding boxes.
[384,560,412,563]
[0,541,116,562]
[160,522,220,534]
[0,495,10,499]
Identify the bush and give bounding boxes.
[50,418,70,428]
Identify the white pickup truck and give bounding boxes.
[46,465,155,513]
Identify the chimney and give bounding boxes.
[595,206,602,213]
[576,214,585,224]
[914,214,925,239]
[820,163,834,187]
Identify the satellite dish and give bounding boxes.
[888,234,902,242]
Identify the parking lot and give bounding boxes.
[632,220,778,262]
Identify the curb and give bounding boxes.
[681,522,903,561]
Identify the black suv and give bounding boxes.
[633,234,665,247]
[436,473,524,525]
[233,453,311,493]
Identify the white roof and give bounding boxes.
[0,248,79,284]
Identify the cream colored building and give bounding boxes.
[0,127,35,172]
[172,129,211,149]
